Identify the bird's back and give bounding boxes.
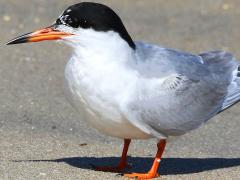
[126,43,240,139]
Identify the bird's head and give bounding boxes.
[6,2,135,50]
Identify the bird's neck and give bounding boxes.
[67,30,136,66]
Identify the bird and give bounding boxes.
[6,2,240,179]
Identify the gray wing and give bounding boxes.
[126,43,239,139]
[199,51,240,112]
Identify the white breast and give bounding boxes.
[63,30,151,139]
[64,57,152,139]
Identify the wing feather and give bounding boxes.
[125,43,239,138]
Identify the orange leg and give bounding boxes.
[93,139,131,172]
[124,139,166,179]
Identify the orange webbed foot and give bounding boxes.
[124,172,160,179]
[124,139,166,179]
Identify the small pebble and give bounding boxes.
[39,172,46,176]
[222,4,230,10]
[3,15,11,22]
[24,57,31,61]
[79,143,88,146]
[34,17,40,24]
[18,24,24,29]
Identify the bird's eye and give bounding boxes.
[66,18,91,29]
[80,19,91,29]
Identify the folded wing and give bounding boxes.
[125,43,239,138]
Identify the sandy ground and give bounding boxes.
[0,0,240,179]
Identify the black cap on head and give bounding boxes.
[56,2,135,49]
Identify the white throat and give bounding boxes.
[64,28,135,63]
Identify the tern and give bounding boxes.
[7,2,240,179]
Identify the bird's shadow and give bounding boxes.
[13,156,240,175]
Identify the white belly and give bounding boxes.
[64,59,151,139]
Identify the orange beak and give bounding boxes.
[6,26,72,45]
